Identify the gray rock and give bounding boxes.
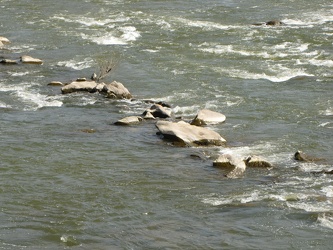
[114,116,143,125]
[155,120,226,147]
[213,154,246,178]
[191,109,226,126]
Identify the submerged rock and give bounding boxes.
[155,120,226,147]
[20,55,43,64]
[114,116,143,125]
[244,155,273,168]
[213,154,246,178]
[48,81,64,86]
[252,20,284,26]
[294,150,322,162]
[191,109,226,126]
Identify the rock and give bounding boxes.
[102,81,132,99]
[80,128,96,133]
[142,99,172,108]
[213,154,246,178]
[142,111,156,120]
[252,20,284,26]
[0,59,18,64]
[76,77,87,82]
[20,55,43,64]
[266,20,284,26]
[143,104,172,119]
[48,81,64,86]
[114,116,143,125]
[294,150,322,162]
[61,80,97,94]
[244,155,273,168]
[191,109,226,126]
[155,120,226,147]
[0,36,10,44]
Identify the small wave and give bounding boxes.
[174,17,233,30]
[17,91,63,111]
[287,201,332,213]
[119,26,141,41]
[317,213,333,230]
[213,67,313,83]
[0,101,12,109]
[81,33,127,45]
[52,15,121,27]
[57,58,94,70]
[7,71,31,77]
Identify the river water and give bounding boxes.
[1,0,333,249]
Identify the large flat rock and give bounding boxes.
[155,120,226,147]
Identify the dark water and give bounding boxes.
[1,0,333,249]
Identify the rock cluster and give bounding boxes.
[0,36,43,65]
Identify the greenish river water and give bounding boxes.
[1,0,332,249]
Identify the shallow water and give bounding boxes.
[1,0,333,249]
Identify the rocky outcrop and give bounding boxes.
[244,155,273,168]
[143,104,172,119]
[191,109,226,126]
[61,80,97,94]
[20,55,43,64]
[101,81,132,99]
[155,120,226,147]
[114,116,143,125]
[61,80,132,99]
[213,154,246,178]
